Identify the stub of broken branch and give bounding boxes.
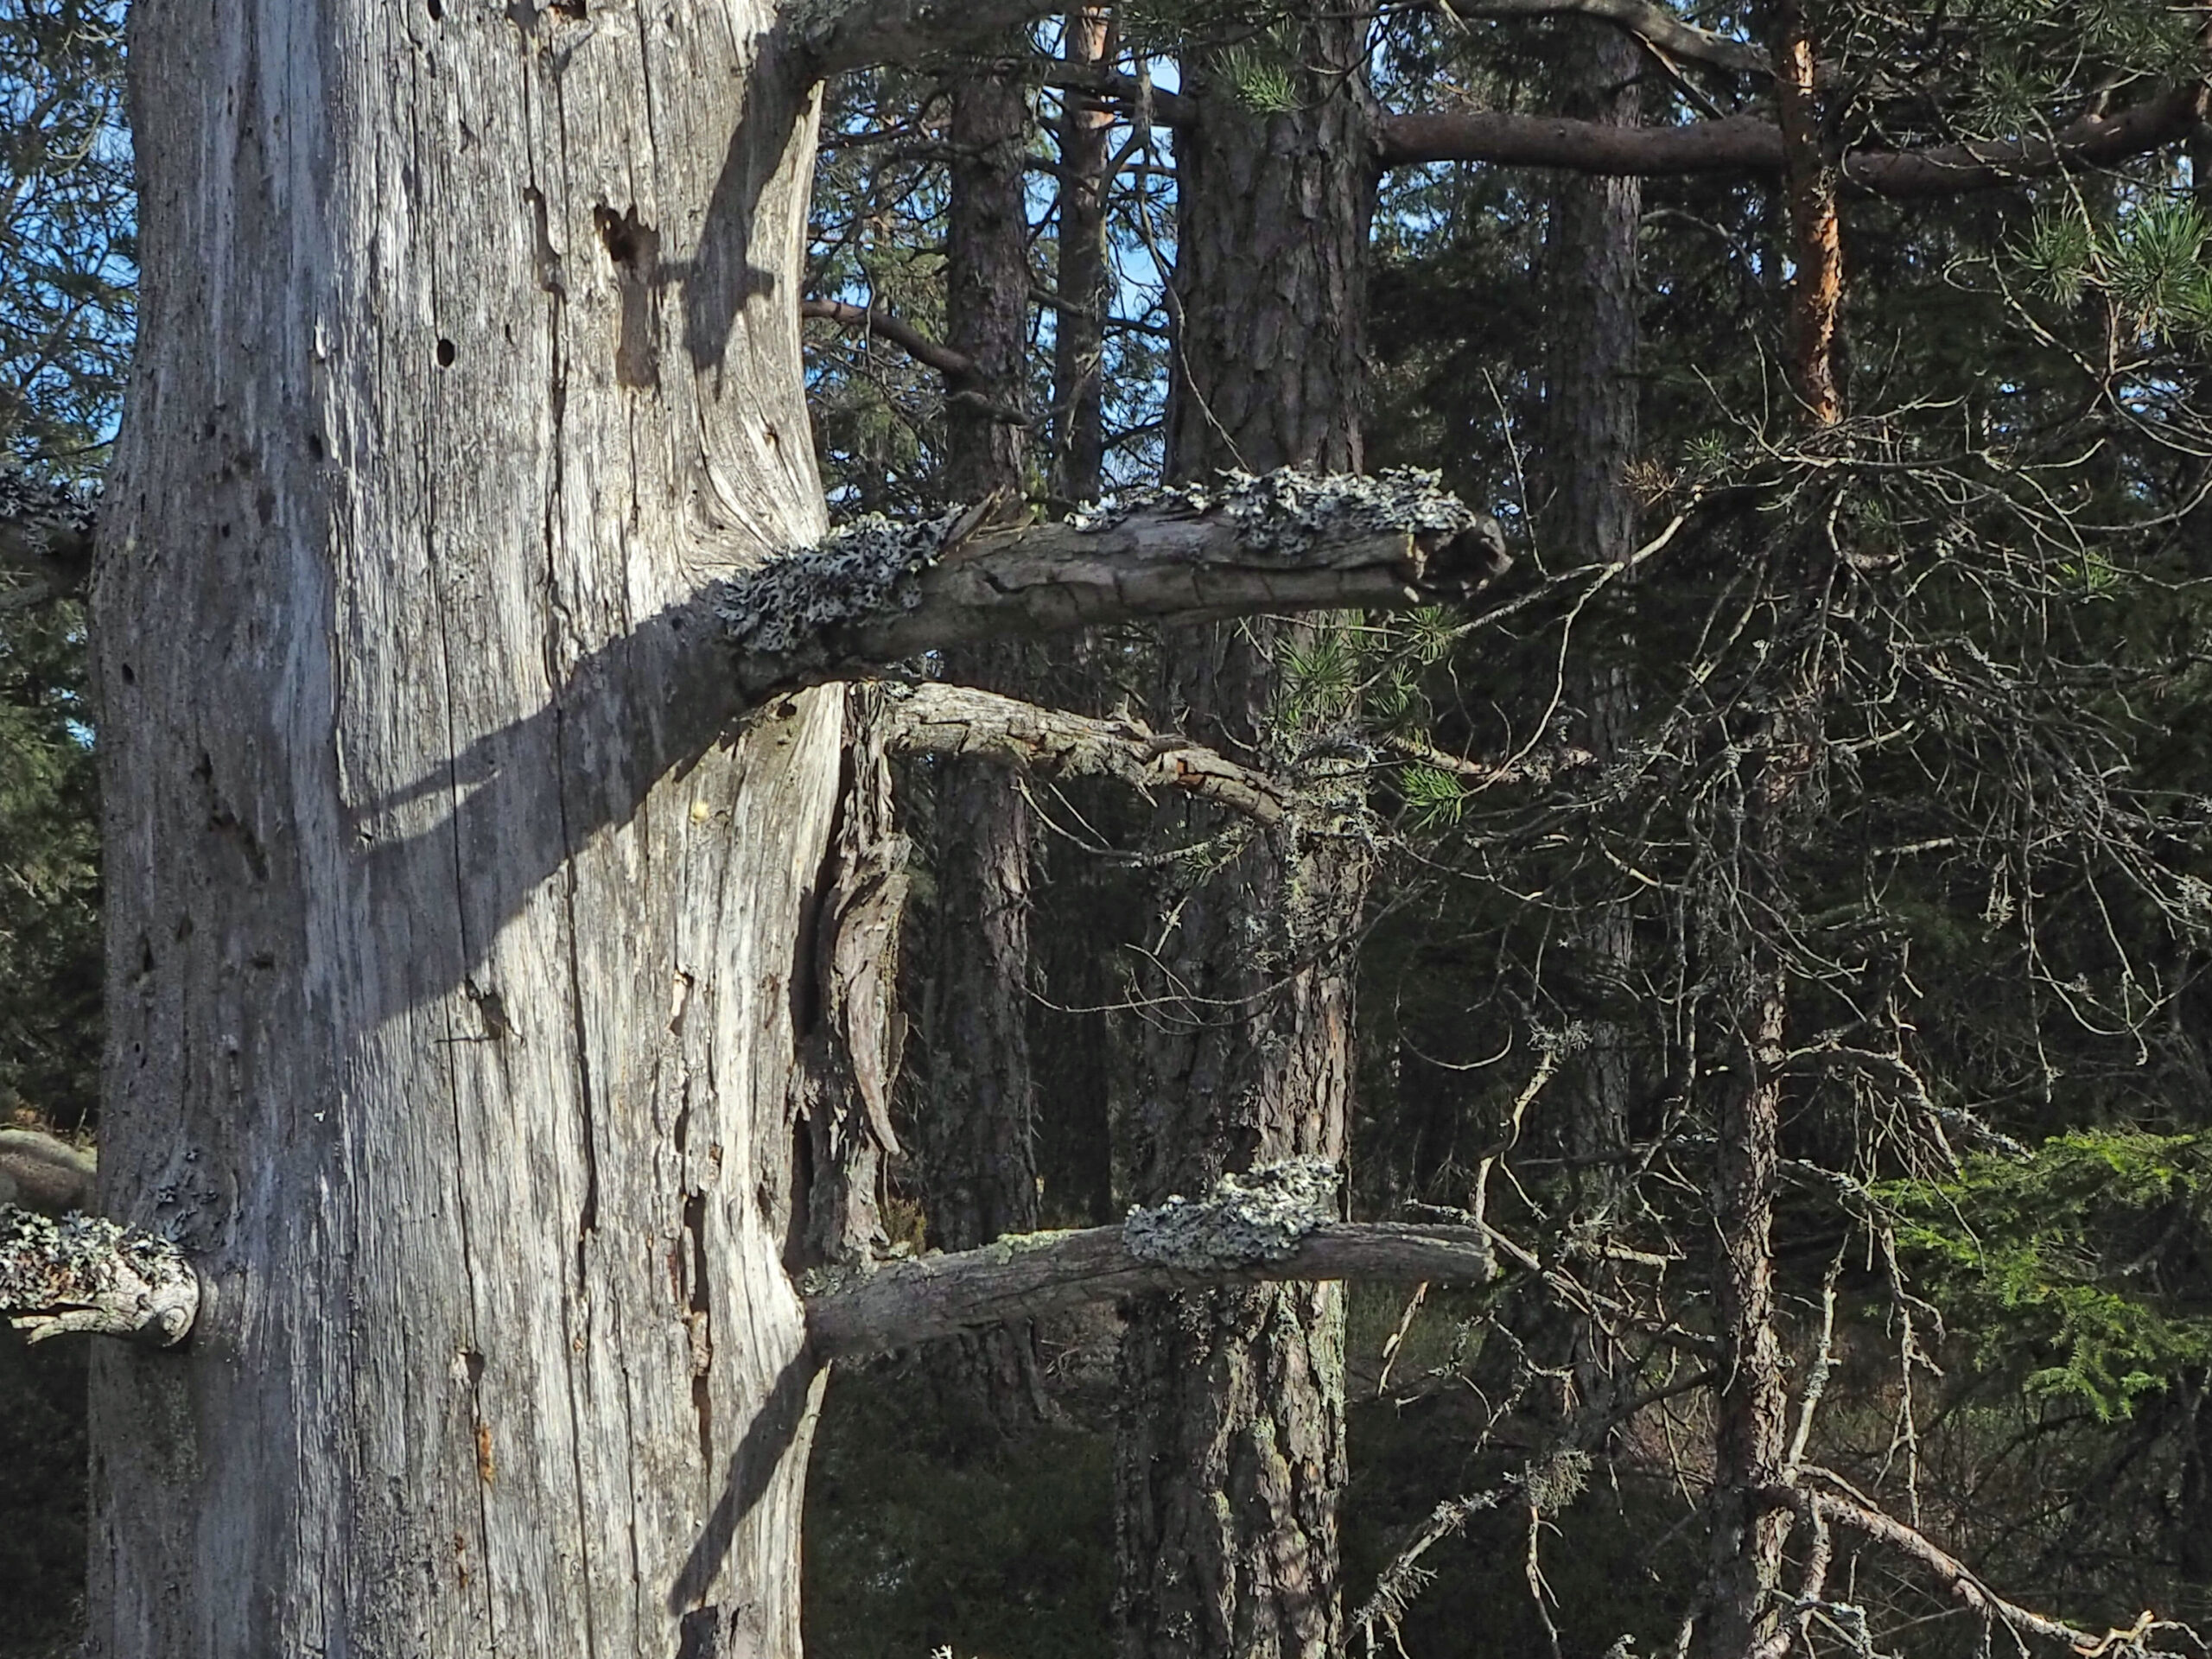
[0,1208,200,1347]
[804,1159,1496,1357]
[718,467,1510,696]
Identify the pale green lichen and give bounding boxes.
[1123,1157,1340,1270]
[1072,467,1484,561]
[715,508,959,658]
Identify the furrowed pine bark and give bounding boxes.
[1537,20,1643,1427]
[94,6,844,1654]
[1114,10,1378,1658]
[917,52,1050,1430]
[1048,7,1114,509]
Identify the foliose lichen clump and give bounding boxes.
[1123,1156,1341,1270]
[1073,467,1479,561]
[715,508,960,657]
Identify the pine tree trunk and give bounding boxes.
[917,61,1046,1427]
[89,7,842,1652]
[1539,23,1643,1420]
[1049,8,1113,509]
[1114,14,1376,1657]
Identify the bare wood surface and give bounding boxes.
[1381,83,2209,194]
[879,679,1290,823]
[805,1221,1497,1357]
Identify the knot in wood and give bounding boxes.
[1122,1157,1341,1270]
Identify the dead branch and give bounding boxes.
[1379,83,2209,195]
[721,468,1511,696]
[1444,0,1768,75]
[801,297,979,383]
[0,1208,199,1347]
[805,1163,1496,1357]
[878,679,1291,823]
[1761,1484,2136,1653]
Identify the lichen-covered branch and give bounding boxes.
[719,468,1510,696]
[0,1209,199,1346]
[878,679,1291,823]
[0,470,99,608]
[804,1160,1497,1357]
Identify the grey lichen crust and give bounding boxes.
[716,506,961,657]
[1124,1157,1341,1271]
[1072,467,1485,561]
[0,1208,199,1346]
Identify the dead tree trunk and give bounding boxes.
[92,5,849,1652]
[1114,12,1377,1659]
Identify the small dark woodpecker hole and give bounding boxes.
[435,338,457,368]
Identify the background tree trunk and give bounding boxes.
[1538,21,1643,1428]
[1114,13,1376,1658]
[916,59,1049,1430]
[89,6,842,1653]
[1049,8,1114,510]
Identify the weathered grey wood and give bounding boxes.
[880,680,1290,823]
[805,1222,1497,1357]
[96,3,839,1655]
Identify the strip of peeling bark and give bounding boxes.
[718,469,1511,696]
[1379,83,2209,194]
[0,1208,200,1346]
[878,679,1290,823]
[805,1221,1497,1356]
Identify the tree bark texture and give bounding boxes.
[1116,15,1377,1659]
[1774,0,1843,425]
[1049,8,1114,508]
[1539,23,1643,1421]
[918,59,1046,1428]
[92,5,844,1653]
[1698,969,1792,1659]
